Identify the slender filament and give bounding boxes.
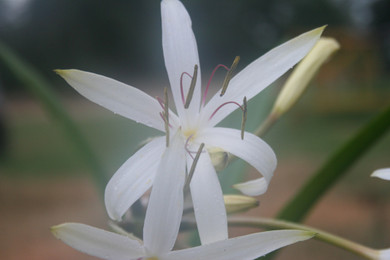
[202,64,230,106]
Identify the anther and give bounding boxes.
[241,96,247,140]
[184,64,198,109]
[184,143,205,189]
[220,56,240,97]
[163,87,169,147]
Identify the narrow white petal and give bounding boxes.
[189,151,228,245]
[197,127,276,196]
[143,133,186,254]
[203,27,325,126]
[164,230,313,260]
[105,137,166,221]
[161,0,202,124]
[51,223,145,260]
[371,168,390,181]
[56,69,178,131]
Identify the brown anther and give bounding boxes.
[164,87,169,146]
[220,56,240,97]
[241,96,247,140]
[184,143,205,189]
[184,64,198,109]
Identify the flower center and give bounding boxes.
[182,128,197,140]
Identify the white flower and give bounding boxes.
[51,222,314,260]
[371,168,390,181]
[52,137,313,259]
[56,0,323,245]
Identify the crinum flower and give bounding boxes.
[56,0,323,245]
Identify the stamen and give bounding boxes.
[202,64,230,106]
[241,96,247,140]
[180,71,192,105]
[184,143,205,189]
[209,101,244,121]
[159,112,172,128]
[220,56,240,97]
[163,87,169,147]
[184,64,198,109]
[156,96,165,110]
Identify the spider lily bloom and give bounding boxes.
[371,168,390,181]
[56,0,324,245]
[51,222,314,260]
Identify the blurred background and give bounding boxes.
[0,0,389,259]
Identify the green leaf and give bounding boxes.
[277,103,390,222]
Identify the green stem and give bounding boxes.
[254,112,278,137]
[0,41,108,196]
[277,103,390,222]
[227,216,380,259]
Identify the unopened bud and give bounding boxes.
[224,194,259,214]
[272,37,340,118]
[208,147,231,172]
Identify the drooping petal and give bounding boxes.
[202,26,325,127]
[371,168,390,181]
[51,223,145,260]
[189,151,228,245]
[56,69,179,131]
[164,230,314,260]
[161,0,202,125]
[197,127,276,196]
[143,133,186,255]
[105,137,166,221]
[232,177,268,197]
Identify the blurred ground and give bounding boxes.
[1,95,389,259]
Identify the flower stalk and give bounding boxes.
[227,216,387,260]
[181,216,387,259]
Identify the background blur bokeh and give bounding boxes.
[0,0,390,259]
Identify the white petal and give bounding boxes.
[371,168,390,181]
[189,151,228,245]
[143,133,186,254]
[105,137,166,221]
[164,230,313,260]
[56,69,178,131]
[51,223,145,260]
[202,27,325,126]
[233,177,268,197]
[161,0,202,124]
[197,127,276,196]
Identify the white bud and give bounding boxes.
[224,194,259,214]
[272,37,340,117]
[208,147,231,172]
